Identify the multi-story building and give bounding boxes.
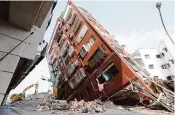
[133,48,165,79]
[46,1,158,102]
[157,40,175,80]
[133,40,175,82]
[0,1,55,105]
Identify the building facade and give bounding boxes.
[47,1,155,102]
[133,40,175,81]
[0,1,55,105]
[157,40,175,80]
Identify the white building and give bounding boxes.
[133,40,175,81]
[0,1,54,105]
[157,40,175,79]
[133,48,164,79]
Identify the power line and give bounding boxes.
[156,2,174,45]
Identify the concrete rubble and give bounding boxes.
[34,94,116,113]
[7,93,173,115]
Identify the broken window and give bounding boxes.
[97,64,119,84]
[98,75,106,84]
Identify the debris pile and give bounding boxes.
[35,94,116,113]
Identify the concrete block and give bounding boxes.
[0,52,20,73]
[0,71,13,94]
[0,34,21,53]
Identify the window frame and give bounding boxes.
[144,54,150,59]
[148,64,154,69]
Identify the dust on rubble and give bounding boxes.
[8,93,173,115]
[34,94,115,113]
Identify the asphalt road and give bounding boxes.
[0,107,18,115]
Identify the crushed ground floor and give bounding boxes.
[0,93,173,115]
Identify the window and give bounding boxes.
[68,45,74,57]
[79,45,89,58]
[149,64,154,69]
[169,59,174,64]
[68,12,76,26]
[98,75,106,84]
[156,54,161,58]
[166,76,172,81]
[86,36,95,50]
[164,47,168,52]
[69,68,86,89]
[97,64,119,84]
[156,53,165,58]
[144,54,150,59]
[76,25,88,44]
[88,46,105,68]
[161,53,165,57]
[66,9,72,21]
[67,12,72,21]
[161,63,170,69]
[73,19,82,34]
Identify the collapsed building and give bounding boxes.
[46,1,174,112]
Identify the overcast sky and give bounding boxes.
[9,0,174,97]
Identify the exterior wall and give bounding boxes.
[133,46,175,80]
[0,8,51,105]
[157,40,175,79]
[138,49,164,78]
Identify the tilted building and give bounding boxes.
[46,1,155,101]
[46,2,174,112]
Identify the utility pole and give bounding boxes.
[156,2,174,45]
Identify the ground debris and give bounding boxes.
[7,93,174,115]
[33,94,116,113]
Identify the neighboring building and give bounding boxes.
[0,1,55,105]
[157,40,175,80]
[133,48,166,79]
[133,40,175,81]
[46,1,154,102]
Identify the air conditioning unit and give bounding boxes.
[79,45,89,58]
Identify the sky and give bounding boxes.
[9,0,174,97]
